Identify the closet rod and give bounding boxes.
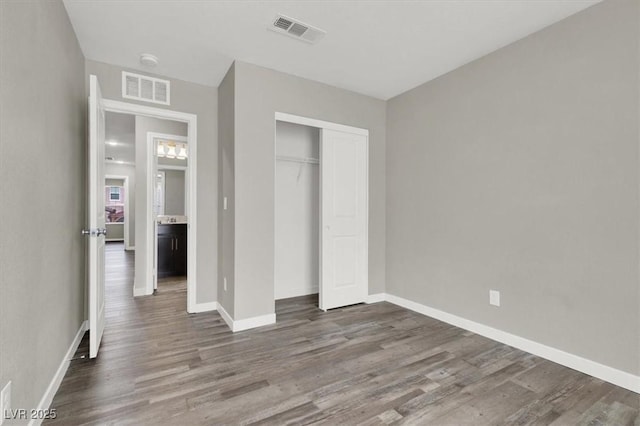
[276,155,319,165]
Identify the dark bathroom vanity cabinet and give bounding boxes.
[157,223,187,278]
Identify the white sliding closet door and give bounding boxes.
[320,128,368,310]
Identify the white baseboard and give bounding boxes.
[217,303,234,330]
[133,286,151,297]
[365,293,386,304]
[233,313,276,332]
[370,293,640,394]
[189,301,218,313]
[216,303,276,332]
[29,320,88,426]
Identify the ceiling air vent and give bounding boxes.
[274,16,293,30]
[269,14,326,44]
[121,71,170,105]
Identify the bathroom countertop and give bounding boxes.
[156,215,188,225]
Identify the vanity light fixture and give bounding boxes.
[156,140,187,160]
[177,144,188,160]
[166,144,177,159]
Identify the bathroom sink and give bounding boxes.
[156,215,188,224]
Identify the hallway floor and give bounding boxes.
[46,243,638,425]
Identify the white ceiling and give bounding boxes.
[64,0,599,100]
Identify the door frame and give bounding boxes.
[273,112,369,311]
[147,132,189,294]
[102,98,198,313]
[104,174,130,247]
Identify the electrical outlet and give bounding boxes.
[489,290,500,307]
[224,277,227,291]
[1,381,11,426]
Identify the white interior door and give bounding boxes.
[152,153,159,292]
[87,74,106,358]
[320,128,368,310]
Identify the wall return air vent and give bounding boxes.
[269,14,326,44]
[121,71,170,105]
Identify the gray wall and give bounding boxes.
[105,223,124,240]
[158,156,187,167]
[231,61,386,320]
[105,178,124,186]
[134,116,186,291]
[86,60,218,305]
[0,0,86,413]
[163,169,186,216]
[105,163,136,247]
[218,64,235,316]
[386,0,639,375]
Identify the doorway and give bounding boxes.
[274,113,369,312]
[100,100,198,314]
[104,111,135,251]
[87,74,199,358]
[104,176,129,245]
[148,132,189,294]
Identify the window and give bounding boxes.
[109,186,121,201]
[105,186,125,223]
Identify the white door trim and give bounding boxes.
[275,112,369,137]
[102,99,198,313]
[157,165,188,171]
[105,174,130,248]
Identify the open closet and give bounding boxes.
[274,114,369,311]
[275,121,320,300]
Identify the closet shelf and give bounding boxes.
[276,155,319,165]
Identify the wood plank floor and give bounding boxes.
[47,242,639,425]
